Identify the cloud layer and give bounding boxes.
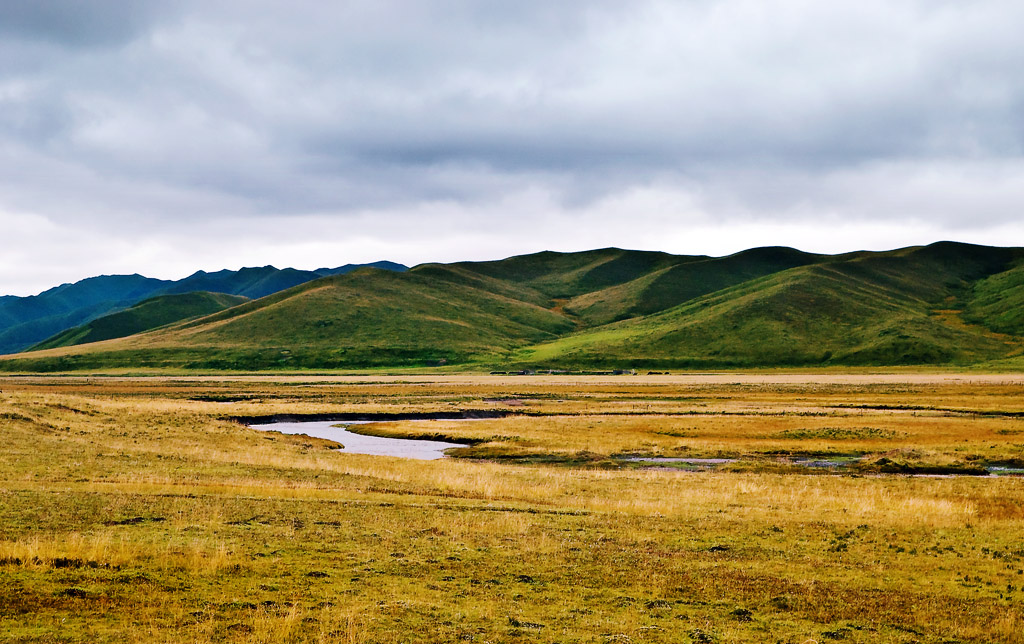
[2,1,1023,294]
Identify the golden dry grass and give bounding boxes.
[1,373,1023,642]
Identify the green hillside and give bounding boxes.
[407,264,552,308]
[963,261,1024,335]
[0,262,407,355]
[2,242,1023,372]
[0,274,167,355]
[6,267,575,370]
[565,246,822,325]
[513,243,1024,368]
[450,248,697,297]
[30,292,250,350]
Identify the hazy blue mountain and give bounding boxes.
[161,267,325,300]
[0,275,169,355]
[314,261,409,277]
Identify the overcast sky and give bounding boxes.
[2,1,1023,295]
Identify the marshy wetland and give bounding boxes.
[2,372,1023,642]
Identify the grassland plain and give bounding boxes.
[1,373,1023,643]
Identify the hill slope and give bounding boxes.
[448,248,693,298]
[7,267,574,370]
[515,243,1024,367]
[0,262,407,355]
[0,275,168,356]
[2,243,1022,371]
[564,246,823,325]
[30,292,250,351]
[962,261,1024,335]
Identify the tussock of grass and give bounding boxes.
[775,426,900,440]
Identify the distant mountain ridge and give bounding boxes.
[0,261,408,355]
[3,242,1023,371]
[163,261,410,299]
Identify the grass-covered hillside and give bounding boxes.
[0,262,407,355]
[0,274,168,356]
[517,254,1017,368]
[563,246,823,326]
[5,268,574,370]
[963,260,1024,335]
[30,292,250,351]
[2,242,1023,371]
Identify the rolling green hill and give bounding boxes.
[515,256,1017,368]
[0,274,168,356]
[447,248,697,298]
[4,267,575,370]
[2,242,1023,371]
[30,292,250,350]
[563,246,823,325]
[962,260,1024,335]
[0,262,407,355]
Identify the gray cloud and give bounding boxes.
[0,1,174,48]
[2,1,1024,294]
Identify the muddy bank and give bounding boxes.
[617,454,1017,476]
[232,409,512,426]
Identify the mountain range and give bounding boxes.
[1,242,1022,371]
[0,261,407,355]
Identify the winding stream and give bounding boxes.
[247,415,1024,474]
[253,420,468,460]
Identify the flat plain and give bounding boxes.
[1,372,1023,643]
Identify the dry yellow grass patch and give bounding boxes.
[2,373,1024,643]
